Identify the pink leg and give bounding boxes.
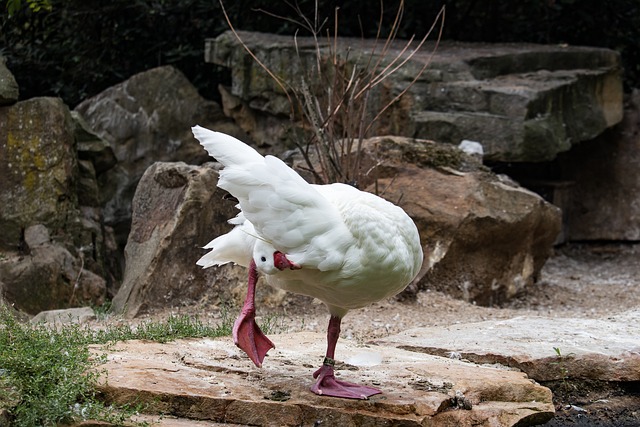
[232,260,275,367]
[310,315,382,399]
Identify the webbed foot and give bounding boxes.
[310,363,381,399]
[233,307,275,367]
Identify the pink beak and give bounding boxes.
[273,251,301,271]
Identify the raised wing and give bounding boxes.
[193,125,264,166]
[192,126,353,271]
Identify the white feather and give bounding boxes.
[192,125,423,317]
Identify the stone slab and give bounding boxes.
[376,310,640,382]
[95,332,554,426]
[31,307,96,325]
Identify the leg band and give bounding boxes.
[323,356,336,367]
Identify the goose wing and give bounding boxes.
[192,126,352,271]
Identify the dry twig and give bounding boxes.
[219,0,445,189]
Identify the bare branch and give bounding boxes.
[221,0,445,192]
[365,5,446,134]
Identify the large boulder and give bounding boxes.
[112,162,264,317]
[356,136,561,305]
[206,31,623,162]
[75,65,247,248]
[0,97,78,248]
[0,96,111,313]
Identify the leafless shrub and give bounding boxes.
[220,0,445,188]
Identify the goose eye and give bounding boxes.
[260,256,267,262]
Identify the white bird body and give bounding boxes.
[193,125,423,399]
[193,126,423,318]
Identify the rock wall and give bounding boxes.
[495,90,640,242]
[206,31,623,162]
[0,62,251,315]
[205,31,640,244]
[2,40,630,316]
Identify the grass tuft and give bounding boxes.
[0,305,238,426]
[91,311,233,345]
[0,306,136,426]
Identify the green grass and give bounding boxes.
[0,305,239,426]
[90,311,233,344]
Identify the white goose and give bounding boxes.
[192,126,423,399]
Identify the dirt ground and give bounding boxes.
[136,243,640,426]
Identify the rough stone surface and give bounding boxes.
[206,31,623,162]
[132,416,242,427]
[0,228,106,314]
[0,97,78,249]
[111,162,252,317]
[96,333,554,426]
[71,112,121,289]
[74,65,246,248]
[375,309,640,383]
[216,85,291,155]
[23,223,50,247]
[31,306,96,325]
[0,56,18,105]
[73,111,117,176]
[355,136,561,305]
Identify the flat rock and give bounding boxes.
[130,416,243,427]
[31,306,96,325]
[96,332,553,426]
[375,309,640,382]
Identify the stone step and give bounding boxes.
[411,68,622,161]
[205,31,623,162]
[420,68,614,117]
[95,332,554,426]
